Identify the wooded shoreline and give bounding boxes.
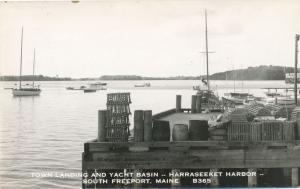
[1,65,297,81]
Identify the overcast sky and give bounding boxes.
[0,0,299,78]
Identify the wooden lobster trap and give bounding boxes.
[105,93,131,142]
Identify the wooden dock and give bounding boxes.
[82,94,300,188]
[83,140,300,169]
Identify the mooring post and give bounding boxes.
[134,110,144,142]
[191,95,197,113]
[248,168,257,187]
[296,112,300,139]
[294,34,299,106]
[196,95,202,113]
[98,110,107,142]
[143,110,152,141]
[292,168,299,187]
[210,168,219,187]
[171,169,181,188]
[176,95,182,112]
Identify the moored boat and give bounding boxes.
[223,92,256,106]
[83,89,97,93]
[13,28,41,97]
[134,83,151,87]
[88,82,107,90]
[13,88,41,96]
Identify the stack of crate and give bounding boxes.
[106,93,131,142]
[290,106,300,121]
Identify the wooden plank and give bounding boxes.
[85,140,300,153]
[83,148,300,169]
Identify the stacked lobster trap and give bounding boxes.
[106,93,131,142]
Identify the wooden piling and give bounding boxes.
[296,112,300,139]
[248,168,257,187]
[144,110,152,142]
[191,95,197,114]
[134,110,144,142]
[292,168,299,187]
[98,110,107,142]
[196,95,202,113]
[176,95,182,112]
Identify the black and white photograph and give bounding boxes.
[0,0,300,188]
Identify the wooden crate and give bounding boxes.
[105,126,129,142]
[107,114,130,126]
[282,121,296,141]
[249,122,262,141]
[209,127,227,141]
[275,106,295,119]
[261,121,283,141]
[107,104,131,114]
[105,93,131,142]
[290,106,300,121]
[227,122,250,141]
[107,93,131,104]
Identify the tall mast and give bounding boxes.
[32,48,35,87]
[205,9,210,91]
[19,27,23,89]
[294,34,299,105]
[233,65,236,92]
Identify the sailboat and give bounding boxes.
[194,10,221,110]
[223,67,255,105]
[12,27,41,96]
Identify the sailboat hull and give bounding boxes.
[12,89,41,96]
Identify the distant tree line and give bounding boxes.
[1,65,294,81]
[99,75,202,80]
[100,66,294,80]
[0,75,71,81]
[210,65,296,80]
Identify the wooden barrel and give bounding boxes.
[172,124,189,141]
[189,120,209,141]
[152,120,170,141]
[191,95,197,113]
[143,110,153,141]
[134,110,144,142]
[209,127,227,141]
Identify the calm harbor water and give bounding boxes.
[0,80,294,188]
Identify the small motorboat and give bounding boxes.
[134,83,151,87]
[265,92,281,97]
[83,89,97,93]
[88,82,107,90]
[66,87,74,90]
